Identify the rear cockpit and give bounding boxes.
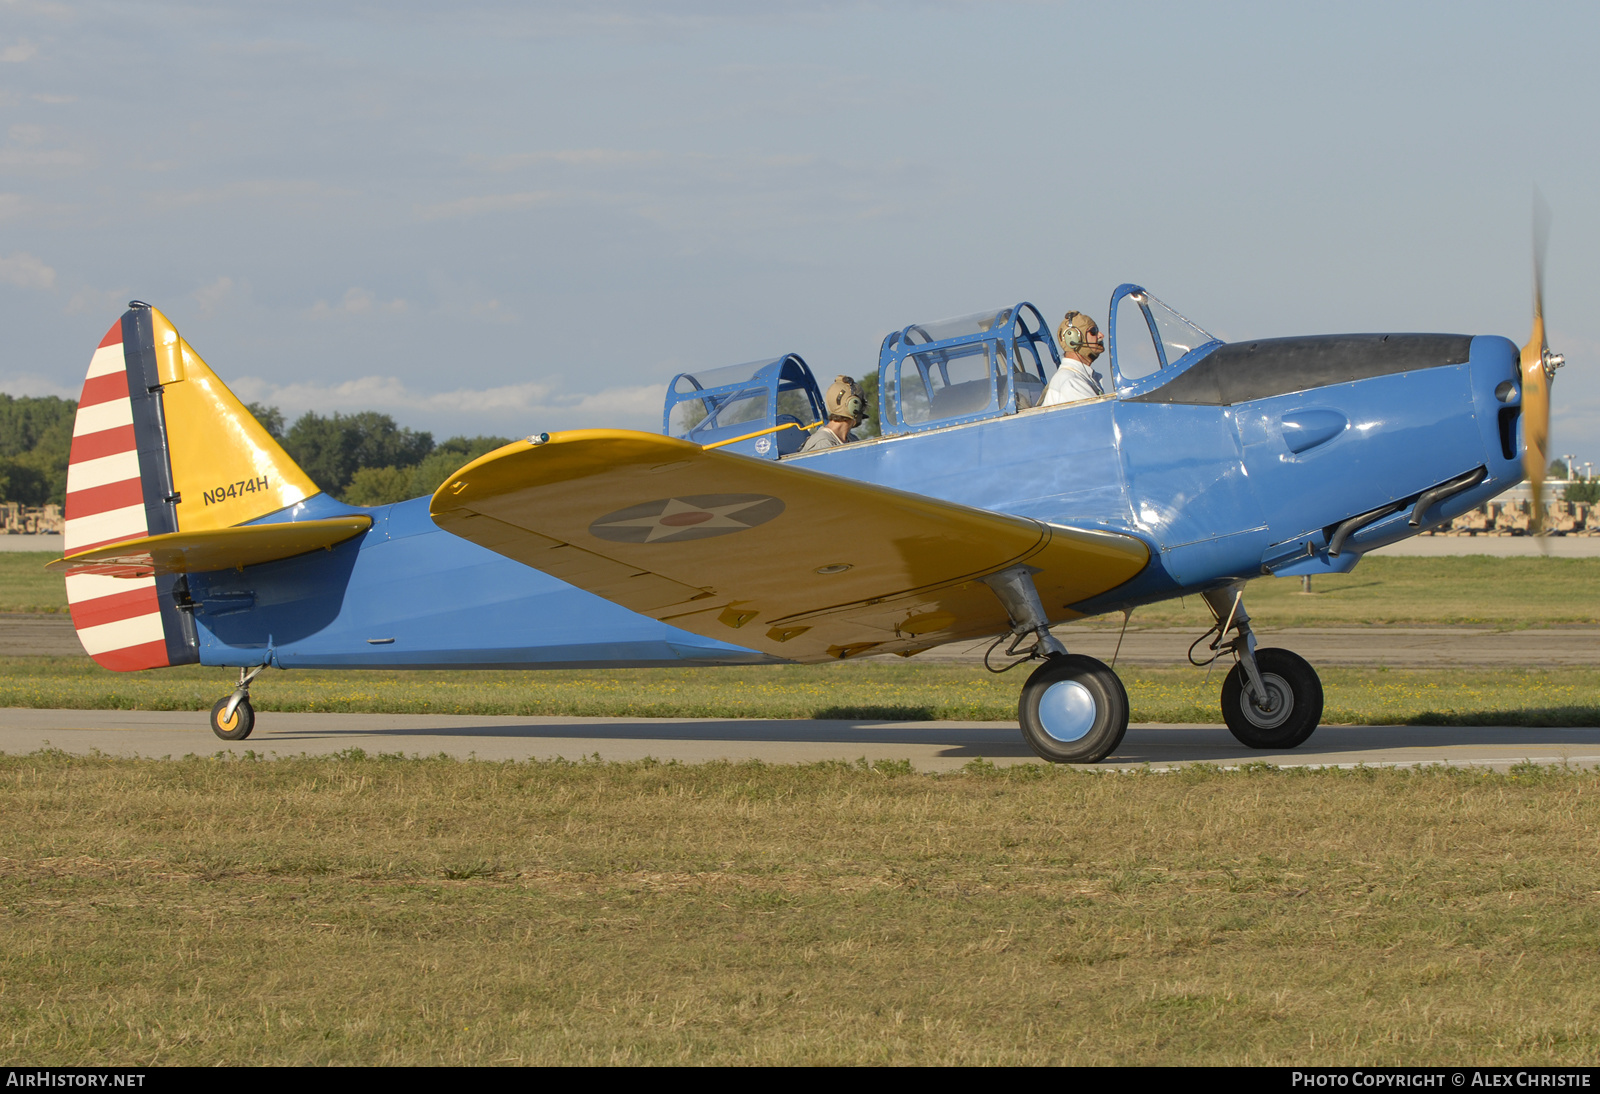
[664,354,824,458]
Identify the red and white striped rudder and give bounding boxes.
[62,312,198,671]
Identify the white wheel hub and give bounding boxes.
[1037,679,1097,742]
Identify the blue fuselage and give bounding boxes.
[189,334,1521,669]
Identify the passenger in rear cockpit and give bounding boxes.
[1041,311,1106,407]
[800,375,867,452]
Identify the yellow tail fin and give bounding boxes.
[145,306,320,531]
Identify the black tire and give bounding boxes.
[210,696,255,741]
[1220,648,1322,749]
[1017,654,1129,764]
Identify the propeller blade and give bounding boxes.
[1522,312,1548,533]
[1533,189,1551,321]
[1522,194,1554,535]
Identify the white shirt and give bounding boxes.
[1040,356,1104,407]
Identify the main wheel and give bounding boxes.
[1018,654,1129,763]
[1220,648,1322,749]
[210,695,255,741]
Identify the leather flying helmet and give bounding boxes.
[1058,311,1104,363]
[825,375,866,425]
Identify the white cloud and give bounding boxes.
[413,190,559,221]
[309,286,407,318]
[147,179,357,210]
[0,146,84,170]
[0,372,75,399]
[0,1,73,20]
[228,374,667,435]
[204,37,318,59]
[429,147,943,241]
[417,3,836,40]
[0,124,88,173]
[475,148,665,172]
[29,92,73,103]
[192,275,235,316]
[0,250,54,289]
[469,298,514,323]
[63,284,131,316]
[0,39,38,63]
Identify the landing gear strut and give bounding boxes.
[1201,583,1323,749]
[209,665,264,741]
[985,566,1129,764]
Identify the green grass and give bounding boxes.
[4,657,1598,726]
[0,551,65,613]
[8,552,1600,624]
[2,752,1597,1064]
[1090,554,1600,628]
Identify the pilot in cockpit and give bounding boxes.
[1041,311,1106,407]
[800,375,867,452]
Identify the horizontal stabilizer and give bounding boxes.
[430,430,1148,662]
[49,516,372,578]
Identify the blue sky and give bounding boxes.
[3,1,1598,465]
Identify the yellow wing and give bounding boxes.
[430,430,1149,661]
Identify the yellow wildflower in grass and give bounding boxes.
[1,657,1596,727]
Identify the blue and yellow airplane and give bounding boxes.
[51,276,1563,763]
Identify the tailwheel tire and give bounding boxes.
[1018,654,1129,764]
[1220,648,1322,749]
[210,696,255,741]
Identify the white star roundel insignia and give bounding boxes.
[589,494,786,544]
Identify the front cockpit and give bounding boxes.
[876,303,1060,435]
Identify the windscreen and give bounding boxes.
[903,309,1013,346]
[1114,296,1163,382]
[1145,294,1214,365]
[1114,291,1215,383]
[672,387,768,437]
[673,358,779,394]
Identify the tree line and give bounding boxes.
[0,392,507,508]
[7,388,1596,509]
[0,395,73,507]
[242,404,509,507]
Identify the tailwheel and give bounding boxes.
[1220,648,1322,749]
[1018,654,1129,764]
[210,695,255,741]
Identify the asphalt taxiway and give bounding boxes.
[3,708,1596,773]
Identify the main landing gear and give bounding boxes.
[1198,583,1324,750]
[984,566,1130,764]
[987,570,1325,764]
[209,665,265,741]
